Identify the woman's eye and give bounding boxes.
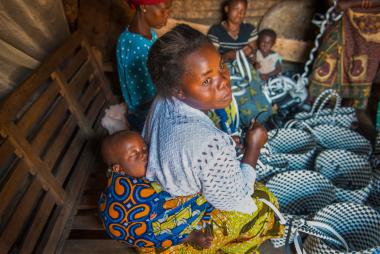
[202,78,212,87]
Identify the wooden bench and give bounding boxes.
[0,30,132,253]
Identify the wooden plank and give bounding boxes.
[55,131,87,185]
[19,192,56,254]
[72,215,103,230]
[0,138,15,169]
[30,98,68,158]
[79,193,100,210]
[67,60,94,99]
[86,93,106,127]
[62,47,88,81]
[2,122,66,204]
[82,40,116,104]
[0,39,40,69]
[80,77,100,111]
[52,71,94,137]
[42,143,94,254]
[62,240,136,254]
[17,81,60,135]
[0,161,30,216]
[43,114,77,169]
[0,31,83,119]
[0,179,43,253]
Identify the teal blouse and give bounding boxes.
[116,28,158,115]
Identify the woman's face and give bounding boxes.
[178,44,232,111]
[226,0,247,25]
[143,0,172,29]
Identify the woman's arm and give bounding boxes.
[242,121,268,169]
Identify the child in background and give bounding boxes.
[207,0,273,130]
[98,131,213,250]
[255,29,282,82]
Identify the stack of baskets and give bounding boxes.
[257,89,380,254]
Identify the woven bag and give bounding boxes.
[315,150,372,204]
[295,89,357,128]
[367,169,380,212]
[308,124,372,156]
[304,203,380,254]
[266,170,335,248]
[261,126,317,171]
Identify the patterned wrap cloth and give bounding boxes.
[138,183,284,254]
[309,7,380,109]
[99,172,213,249]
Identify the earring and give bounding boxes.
[142,8,147,13]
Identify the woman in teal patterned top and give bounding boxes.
[116,0,172,131]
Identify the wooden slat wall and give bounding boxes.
[0,0,70,100]
[0,31,116,254]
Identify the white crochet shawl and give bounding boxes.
[143,97,257,214]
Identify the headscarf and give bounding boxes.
[127,0,167,9]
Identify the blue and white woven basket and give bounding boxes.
[262,128,317,171]
[303,202,380,254]
[315,150,373,204]
[367,169,380,212]
[266,170,335,247]
[295,89,357,129]
[310,124,372,156]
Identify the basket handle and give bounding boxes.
[315,90,342,118]
[309,89,339,116]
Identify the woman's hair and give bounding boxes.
[148,24,212,98]
[226,0,247,7]
[258,29,277,43]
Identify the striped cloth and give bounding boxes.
[207,21,258,54]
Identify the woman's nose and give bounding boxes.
[217,74,230,90]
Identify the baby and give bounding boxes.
[255,29,282,82]
[98,130,213,250]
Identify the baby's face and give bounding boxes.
[258,35,275,55]
[118,134,148,178]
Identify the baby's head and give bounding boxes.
[225,0,248,25]
[101,130,147,178]
[258,29,277,55]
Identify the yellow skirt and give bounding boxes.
[137,183,284,254]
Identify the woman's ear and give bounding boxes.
[175,89,186,100]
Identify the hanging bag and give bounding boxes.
[303,202,380,254]
[295,89,357,128]
[266,170,335,248]
[315,150,373,204]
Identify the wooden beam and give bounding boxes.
[1,122,66,204]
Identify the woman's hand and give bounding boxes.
[245,121,268,149]
[222,50,236,62]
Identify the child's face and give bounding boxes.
[226,0,247,25]
[118,134,148,178]
[178,44,232,111]
[258,35,275,55]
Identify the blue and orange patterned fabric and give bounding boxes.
[98,172,213,249]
